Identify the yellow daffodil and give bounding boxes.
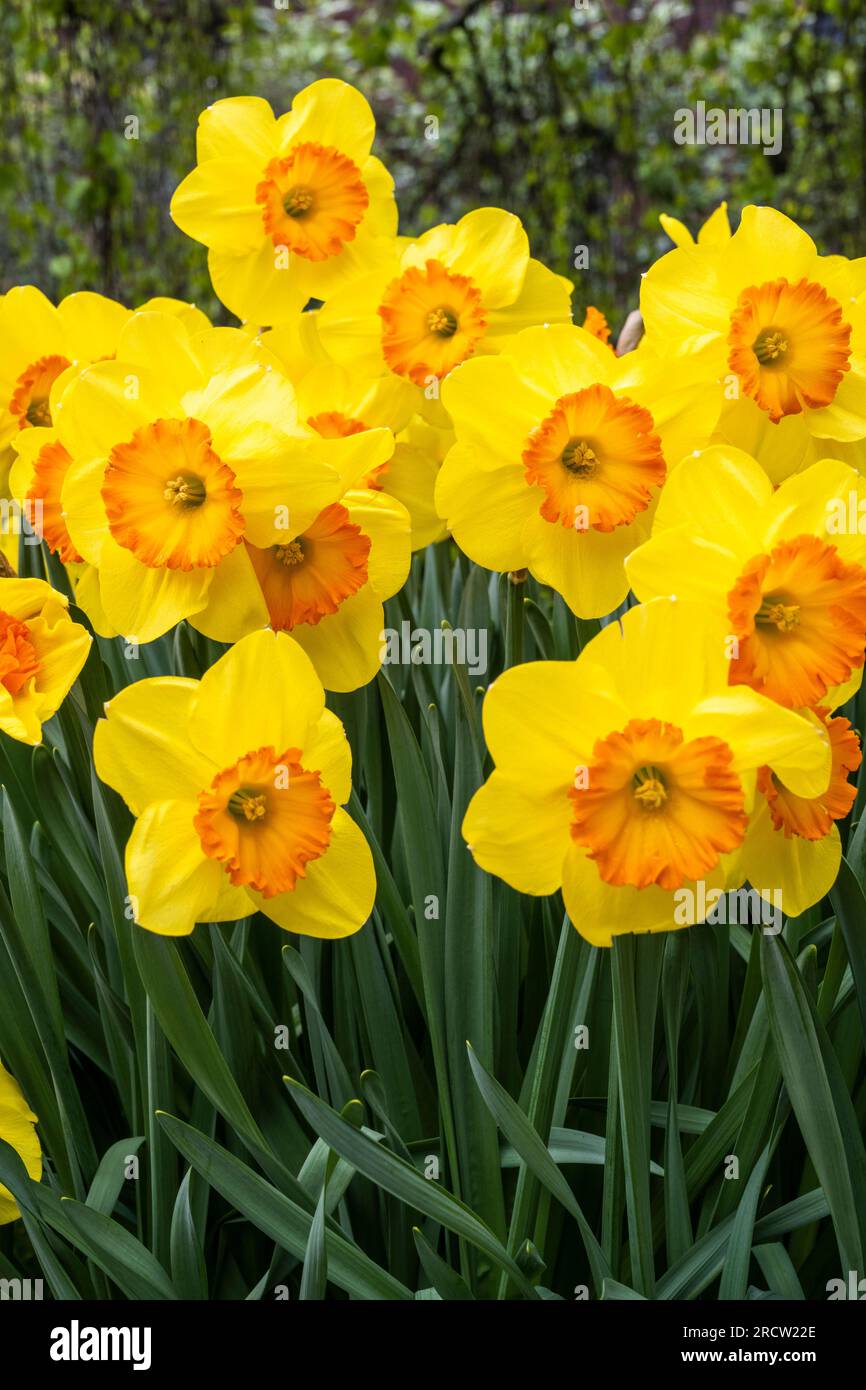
[0,577,91,745]
[170,82,398,325]
[54,310,391,644]
[0,1059,41,1224]
[642,206,866,444]
[731,705,861,919]
[94,629,375,938]
[315,208,573,426]
[626,449,866,710]
[463,598,831,946]
[434,323,718,616]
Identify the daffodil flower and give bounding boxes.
[627,448,866,710]
[94,630,375,938]
[0,1059,41,1224]
[316,208,573,427]
[435,323,718,617]
[463,598,831,946]
[642,206,866,446]
[55,311,392,644]
[170,82,398,325]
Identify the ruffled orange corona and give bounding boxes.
[726,534,866,708]
[378,260,488,385]
[244,503,372,630]
[256,143,369,260]
[727,278,852,423]
[569,718,747,890]
[521,384,665,531]
[195,744,336,896]
[101,417,246,571]
[9,354,71,430]
[24,440,84,563]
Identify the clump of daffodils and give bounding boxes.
[1,75,865,959]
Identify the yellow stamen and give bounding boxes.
[283,187,314,218]
[632,765,667,810]
[275,541,305,567]
[753,328,788,364]
[164,474,206,508]
[757,599,800,631]
[228,789,267,822]
[427,307,458,338]
[561,439,597,475]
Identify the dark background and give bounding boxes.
[1,0,864,330]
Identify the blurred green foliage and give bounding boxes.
[1,0,864,329]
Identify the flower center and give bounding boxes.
[25,440,83,564]
[561,439,598,476]
[756,599,800,632]
[727,278,851,422]
[195,745,335,897]
[570,718,746,890]
[632,766,667,809]
[522,384,666,531]
[378,258,487,385]
[245,502,371,630]
[276,540,305,567]
[753,328,788,365]
[758,708,861,841]
[426,307,458,338]
[9,354,72,430]
[228,787,268,822]
[283,186,314,218]
[0,611,39,696]
[727,534,866,707]
[163,474,207,508]
[256,142,369,261]
[102,417,245,570]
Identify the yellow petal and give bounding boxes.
[95,677,214,815]
[435,441,534,572]
[344,487,411,599]
[188,629,324,767]
[196,95,276,164]
[187,541,269,644]
[58,291,130,359]
[288,583,385,694]
[170,159,264,253]
[99,543,212,645]
[484,258,573,341]
[463,770,572,896]
[276,79,375,167]
[302,709,352,806]
[686,688,832,799]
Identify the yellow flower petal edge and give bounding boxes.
[0,577,91,746]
